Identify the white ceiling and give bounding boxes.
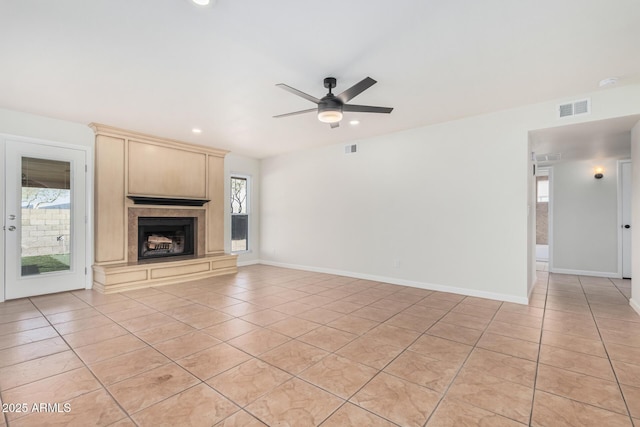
[1,0,639,158]
[531,115,640,165]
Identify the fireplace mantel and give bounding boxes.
[127,195,210,206]
[91,124,237,293]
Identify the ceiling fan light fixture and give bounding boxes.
[192,0,211,6]
[274,76,392,128]
[317,110,343,123]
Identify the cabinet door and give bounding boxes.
[128,140,207,198]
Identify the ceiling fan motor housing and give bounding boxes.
[317,94,343,123]
[318,94,342,112]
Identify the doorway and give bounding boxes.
[530,115,639,282]
[535,168,551,272]
[3,138,88,300]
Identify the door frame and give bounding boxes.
[1,133,93,302]
[618,158,632,279]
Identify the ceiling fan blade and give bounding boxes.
[336,77,377,103]
[273,108,317,118]
[276,83,320,104]
[330,122,340,129]
[343,104,393,114]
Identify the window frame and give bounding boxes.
[230,174,250,253]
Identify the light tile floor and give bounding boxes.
[536,261,549,272]
[0,265,638,426]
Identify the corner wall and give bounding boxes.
[261,84,640,303]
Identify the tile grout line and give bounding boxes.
[107,280,401,425]
[228,288,452,426]
[247,288,445,427]
[415,283,544,425]
[51,286,299,425]
[119,284,499,424]
[528,271,550,427]
[50,294,141,427]
[210,288,370,425]
[3,269,636,426]
[540,277,637,417]
[578,275,636,425]
[431,298,548,426]
[421,297,510,427]
[347,292,459,427]
[5,295,135,427]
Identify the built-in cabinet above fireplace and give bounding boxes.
[91,124,237,293]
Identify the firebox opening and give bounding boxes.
[138,217,195,261]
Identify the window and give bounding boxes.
[231,176,249,252]
[537,178,549,203]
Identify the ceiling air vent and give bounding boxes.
[535,153,562,163]
[558,98,590,118]
[344,143,358,154]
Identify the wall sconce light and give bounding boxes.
[594,167,604,179]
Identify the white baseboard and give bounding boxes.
[630,298,640,316]
[549,267,620,279]
[256,260,528,305]
[237,259,262,267]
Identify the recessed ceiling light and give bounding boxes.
[192,128,202,134]
[349,120,360,125]
[192,0,210,6]
[599,77,618,87]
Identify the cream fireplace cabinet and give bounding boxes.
[91,124,237,294]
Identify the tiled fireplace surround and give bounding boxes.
[127,208,206,263]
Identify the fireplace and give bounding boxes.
[138,217,195,260]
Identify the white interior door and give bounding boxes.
[4,139,87,299]
[622,160,632,278]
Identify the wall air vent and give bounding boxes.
[558,98,590,118]
[344,143,358,154]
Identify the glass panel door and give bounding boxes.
[5,139,87,299]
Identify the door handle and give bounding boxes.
[624,224,631,229]
[7,226,16,231]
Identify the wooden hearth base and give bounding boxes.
[92,253,237,294]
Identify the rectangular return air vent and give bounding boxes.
[344,143,358,154]
[558,98,590,118]
[535,152,562,163]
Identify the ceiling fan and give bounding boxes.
[273,77,393,128]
